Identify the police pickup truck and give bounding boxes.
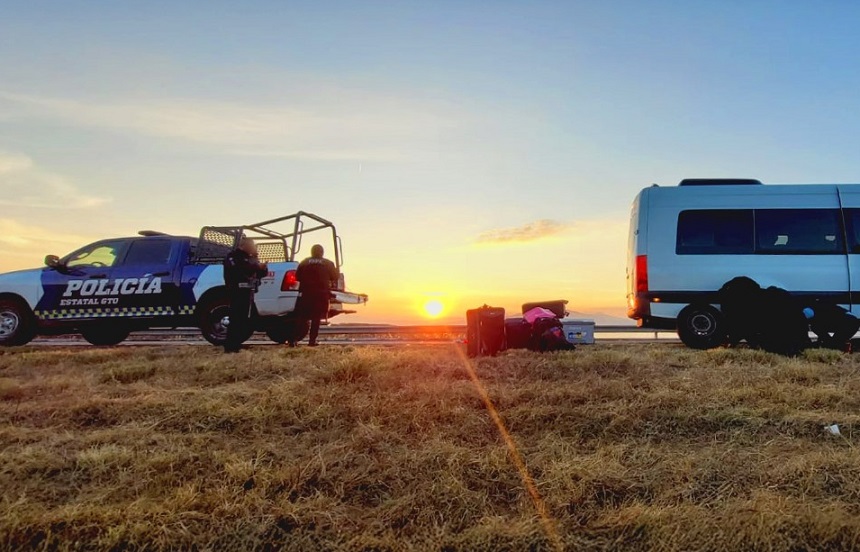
[0,212,367,346]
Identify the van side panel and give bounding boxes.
[639,184,851,327]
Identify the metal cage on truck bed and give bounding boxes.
[192,212,345,266]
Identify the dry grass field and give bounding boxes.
[3,343,860,551]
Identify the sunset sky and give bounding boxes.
[2,1,859,323]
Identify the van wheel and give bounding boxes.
[266,319,310,344]
[678,304,726,350]
[0,298,36,346]
[81,325,130,346]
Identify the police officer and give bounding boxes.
[296,244,339,347]
[223,237,268,353]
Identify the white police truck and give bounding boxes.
[627,179,860,348]
[0,212,367,346]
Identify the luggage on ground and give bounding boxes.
[522,300,568,319]
[505,317,532,349]
[466,305,506,357]
[528,317,576,352]
[523,307,558,325]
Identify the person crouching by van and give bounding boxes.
[296,244,339,347]
[719,276,765,347]
[757,286,810,356]
[803,300,860,352]
[720,277,809,355]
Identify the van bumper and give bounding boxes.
[629,292,676,330]
[627,292,651,321]
[638,316,677,330]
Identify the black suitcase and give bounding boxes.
[505,317,532,349]
[528,317,576,352]
[522,299,568,318]
[466,306,506,357]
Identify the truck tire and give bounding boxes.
[266,319,310,345]
[81,325,130,346]
[678,304,726,350]
[0,298,36,346]
[197,293,254,346]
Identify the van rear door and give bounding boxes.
[626,189,648,320]
[836,186,860,317]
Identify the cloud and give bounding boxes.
[475,219,571,244]
[0,151,109,209]
[0,91,460,161]
[0,218,95,271]
[0,218,90,249]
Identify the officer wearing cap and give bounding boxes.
[223,237,268,353]
[296,244,339,347]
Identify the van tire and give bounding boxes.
[0,298,36,346]
[678,304,726,350]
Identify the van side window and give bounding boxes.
[755,209,844,255]
[844,209,860,254]
[676,210,754,255]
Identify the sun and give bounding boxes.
[423,300,444,318]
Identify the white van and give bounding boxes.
[626,179,860,348]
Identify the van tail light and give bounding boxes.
[281,270,299,291]
[635,255,649,293]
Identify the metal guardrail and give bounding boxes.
[84,324,674,341]
[314,324,673,340]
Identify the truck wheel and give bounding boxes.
[81,325,130,346]
[197,294,254,346]
[266,319,310,344]
[0,298,36,346]
[678,304,726,350]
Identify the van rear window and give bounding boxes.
[676,210,754,255]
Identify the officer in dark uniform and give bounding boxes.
[296,244,339,347]
[223,237,268,353]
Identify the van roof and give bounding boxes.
[678,179,762,186]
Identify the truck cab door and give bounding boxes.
[38,239,130,320]
[109,238,181,320]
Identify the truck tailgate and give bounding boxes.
[331,290,368,305]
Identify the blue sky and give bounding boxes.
[1,1,858,322]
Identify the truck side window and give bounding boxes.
[676,210,754,255]
[66,240,128,268]
[755,209,844,255]
[122,239,173,266]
